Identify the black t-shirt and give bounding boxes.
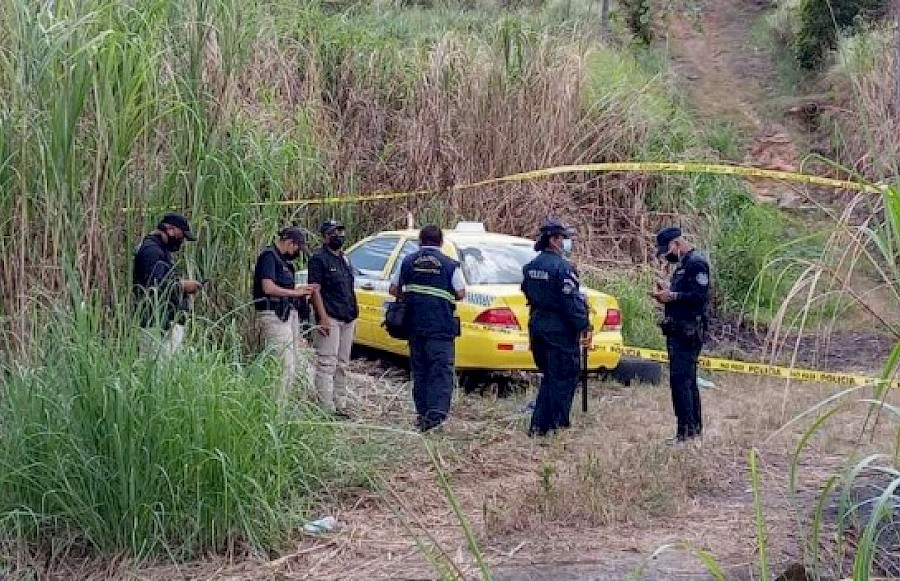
[133,234,183,328]
[253,246,309,318]
[308,247,358,322]
[665,249,711,321]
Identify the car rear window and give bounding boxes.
[456,242,538,285]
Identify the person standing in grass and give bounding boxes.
[253,226,326,405]
[651,226,711,443]
[133,213,202,357]
[521,219,592,437]
[308,219,359,418]
[389,225,466,433]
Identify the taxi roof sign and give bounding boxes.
[454,221,486,233]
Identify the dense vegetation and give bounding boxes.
[1,0,897,571]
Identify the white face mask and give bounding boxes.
[561,238,573,255]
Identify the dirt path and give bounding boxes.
[665,0,900,354]
[665,0,810,208]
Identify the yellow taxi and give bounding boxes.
[307,222,624,373]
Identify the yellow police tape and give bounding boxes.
[592,343,900,389]
[122,160,889,211]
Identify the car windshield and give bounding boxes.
[456,241,537,285]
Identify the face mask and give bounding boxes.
[665,251,679,264]
[561,238,573,255]
[327,235,346,250]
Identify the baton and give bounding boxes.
[581,343,589,413]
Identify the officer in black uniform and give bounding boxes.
[521,219,591,437]
[252,226,325,402]
[652,226,711,442]
[133,212,201,356]
[390,225,466,432]
[308,219,358,416]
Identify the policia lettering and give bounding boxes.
[521,219,592,437]
[652,226,711,443]
[390,225,467,433]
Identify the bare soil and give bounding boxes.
[665,0,812,209]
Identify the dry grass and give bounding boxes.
[824,27,900,182]
[0,1,688,349]
[9,365,897,580]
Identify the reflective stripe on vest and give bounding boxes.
[405,284,455,303]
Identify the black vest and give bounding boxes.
[401,248,459,340]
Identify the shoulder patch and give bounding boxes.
[696,272,709,286]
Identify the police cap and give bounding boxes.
[160,212,197,241]
[535,218,574,251]
[655,226,681,256]
[538,218,574,238]
[319,219,345,236]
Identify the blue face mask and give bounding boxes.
[562,238,573,255]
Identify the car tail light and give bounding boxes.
[602,308,622,331]
[474,307,521,330]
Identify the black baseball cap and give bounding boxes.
[319,219,345,236]
[655,226,681,256]
[161,213,197,241]
[278,226,307,245]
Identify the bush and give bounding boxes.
[0,303,373,559]
[791,0,890,69]
[587,270,665,349]
[617,0,653,43]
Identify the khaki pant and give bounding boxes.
[258,310,314,404]
[139,324,185,358]
[313,318,356,413]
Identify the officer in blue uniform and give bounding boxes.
[521,219,591,437]
[652,226,711,442]
[390,225,466,432]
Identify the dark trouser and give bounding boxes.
[529,328,580,436]
[667,334,703,439]
[409,336,456,430]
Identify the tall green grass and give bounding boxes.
[0,301,372,559]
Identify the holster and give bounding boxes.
[660,316,708,343]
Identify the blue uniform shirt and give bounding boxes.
[665,249,711,321]
[521,250,590,336]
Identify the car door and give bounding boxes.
[373,238,460,353]
[345,234,401,345]
[373,238,420,352]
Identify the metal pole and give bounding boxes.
[581,344,589,413]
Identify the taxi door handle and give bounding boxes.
[360,283,375,291]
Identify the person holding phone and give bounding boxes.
[133,212,202,357]
[253,226,326,405]
[651,226,711,443]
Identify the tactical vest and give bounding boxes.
[401,247,459,340]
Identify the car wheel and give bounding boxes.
[610,357,662,386]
